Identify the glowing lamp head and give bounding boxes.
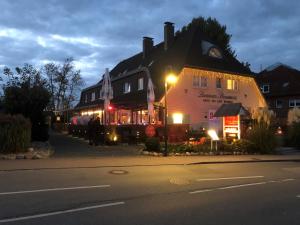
[165,73,177,84]
[108,105,113,111]
[208,129,219,141]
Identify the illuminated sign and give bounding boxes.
[223,115,240,139]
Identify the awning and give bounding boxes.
[214,103,250,117]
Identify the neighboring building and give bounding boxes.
[256,63,300,126]
[75,21,266,133]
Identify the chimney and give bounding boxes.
[143,36,153,59]
[164,21,174,51]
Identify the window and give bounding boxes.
[124,82,131,93]
[276,100,283,108]
[261,85,270,93]
[200,77,207,88]
[84,94,87,103]
[208,47,222,59]
[193,75,207,88]
[193,75,200,87]
[91,92,95,101]
[226,79,238,90]
[289,99,300,108]
[216,78,222,89]
[138,78,144,90]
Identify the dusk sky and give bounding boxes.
[0,0,299,87]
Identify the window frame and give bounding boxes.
[138,77,144,91]
[91,92,95,101]
[226,79,238,91]
[261,84,270,93]
[124,82,131,94]
[216,78,222,89]
[275,99,283,108]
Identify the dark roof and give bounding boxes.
[108,25,251,100]
[214,103,250,117]
[77,22,252,109]
[255,65,300,97]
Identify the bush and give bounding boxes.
[0,114,31,154]
[144,137,161,152]
[287,122,300,148]
[246,123,277,154]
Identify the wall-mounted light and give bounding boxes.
[172,113,183,124]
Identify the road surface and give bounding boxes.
[0,162,299,225]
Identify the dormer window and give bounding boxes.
[208,47,222,59]
[261,85,270,93]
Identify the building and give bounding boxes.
[75,21,266,135]
[256,63,300,126]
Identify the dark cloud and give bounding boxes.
[0,0,299,87]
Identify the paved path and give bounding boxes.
[49,132,141,158]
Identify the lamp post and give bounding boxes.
[164,73,178,156]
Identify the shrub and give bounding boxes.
[0,114,31,154]
[246,123,277,154]
[144,137,161,152]
[287,122,300,148]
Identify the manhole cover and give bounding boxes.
[169,178,190,185]
[109,170,128,175]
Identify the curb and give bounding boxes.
[1,158,300,172]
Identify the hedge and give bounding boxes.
[0,114,31,154]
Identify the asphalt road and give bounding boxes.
[0,162,299,225]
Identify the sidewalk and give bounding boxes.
[1,154,300,171]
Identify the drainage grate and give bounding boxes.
[169,178,190,185]
[109,170,128,175]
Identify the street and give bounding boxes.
[0,161,299,225]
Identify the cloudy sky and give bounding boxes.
[0,0,299,87]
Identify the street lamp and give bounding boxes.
[164,73,177,156]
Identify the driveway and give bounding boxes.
[49,131,142,158]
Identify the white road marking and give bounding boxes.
[218,182,267,190]
[297,195,300,198]
[196,176,264,182]
[0,185,110,196]
[189,189,214,194]
[189,178,297,195]
[0,201,125,223]
[281,178,295,182]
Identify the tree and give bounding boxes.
[176,16,250,70]
[2,64,50,141]
[43,58,84,111]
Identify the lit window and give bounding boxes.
[172,113,183,124]
[226,79,238,90]
[289,99,300,108]
[261,85,270,93]
[124,82,131,93]
[138,78,144,90]
[91,92,95,101]
[276,100,283,108]
[216,78,222,89]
